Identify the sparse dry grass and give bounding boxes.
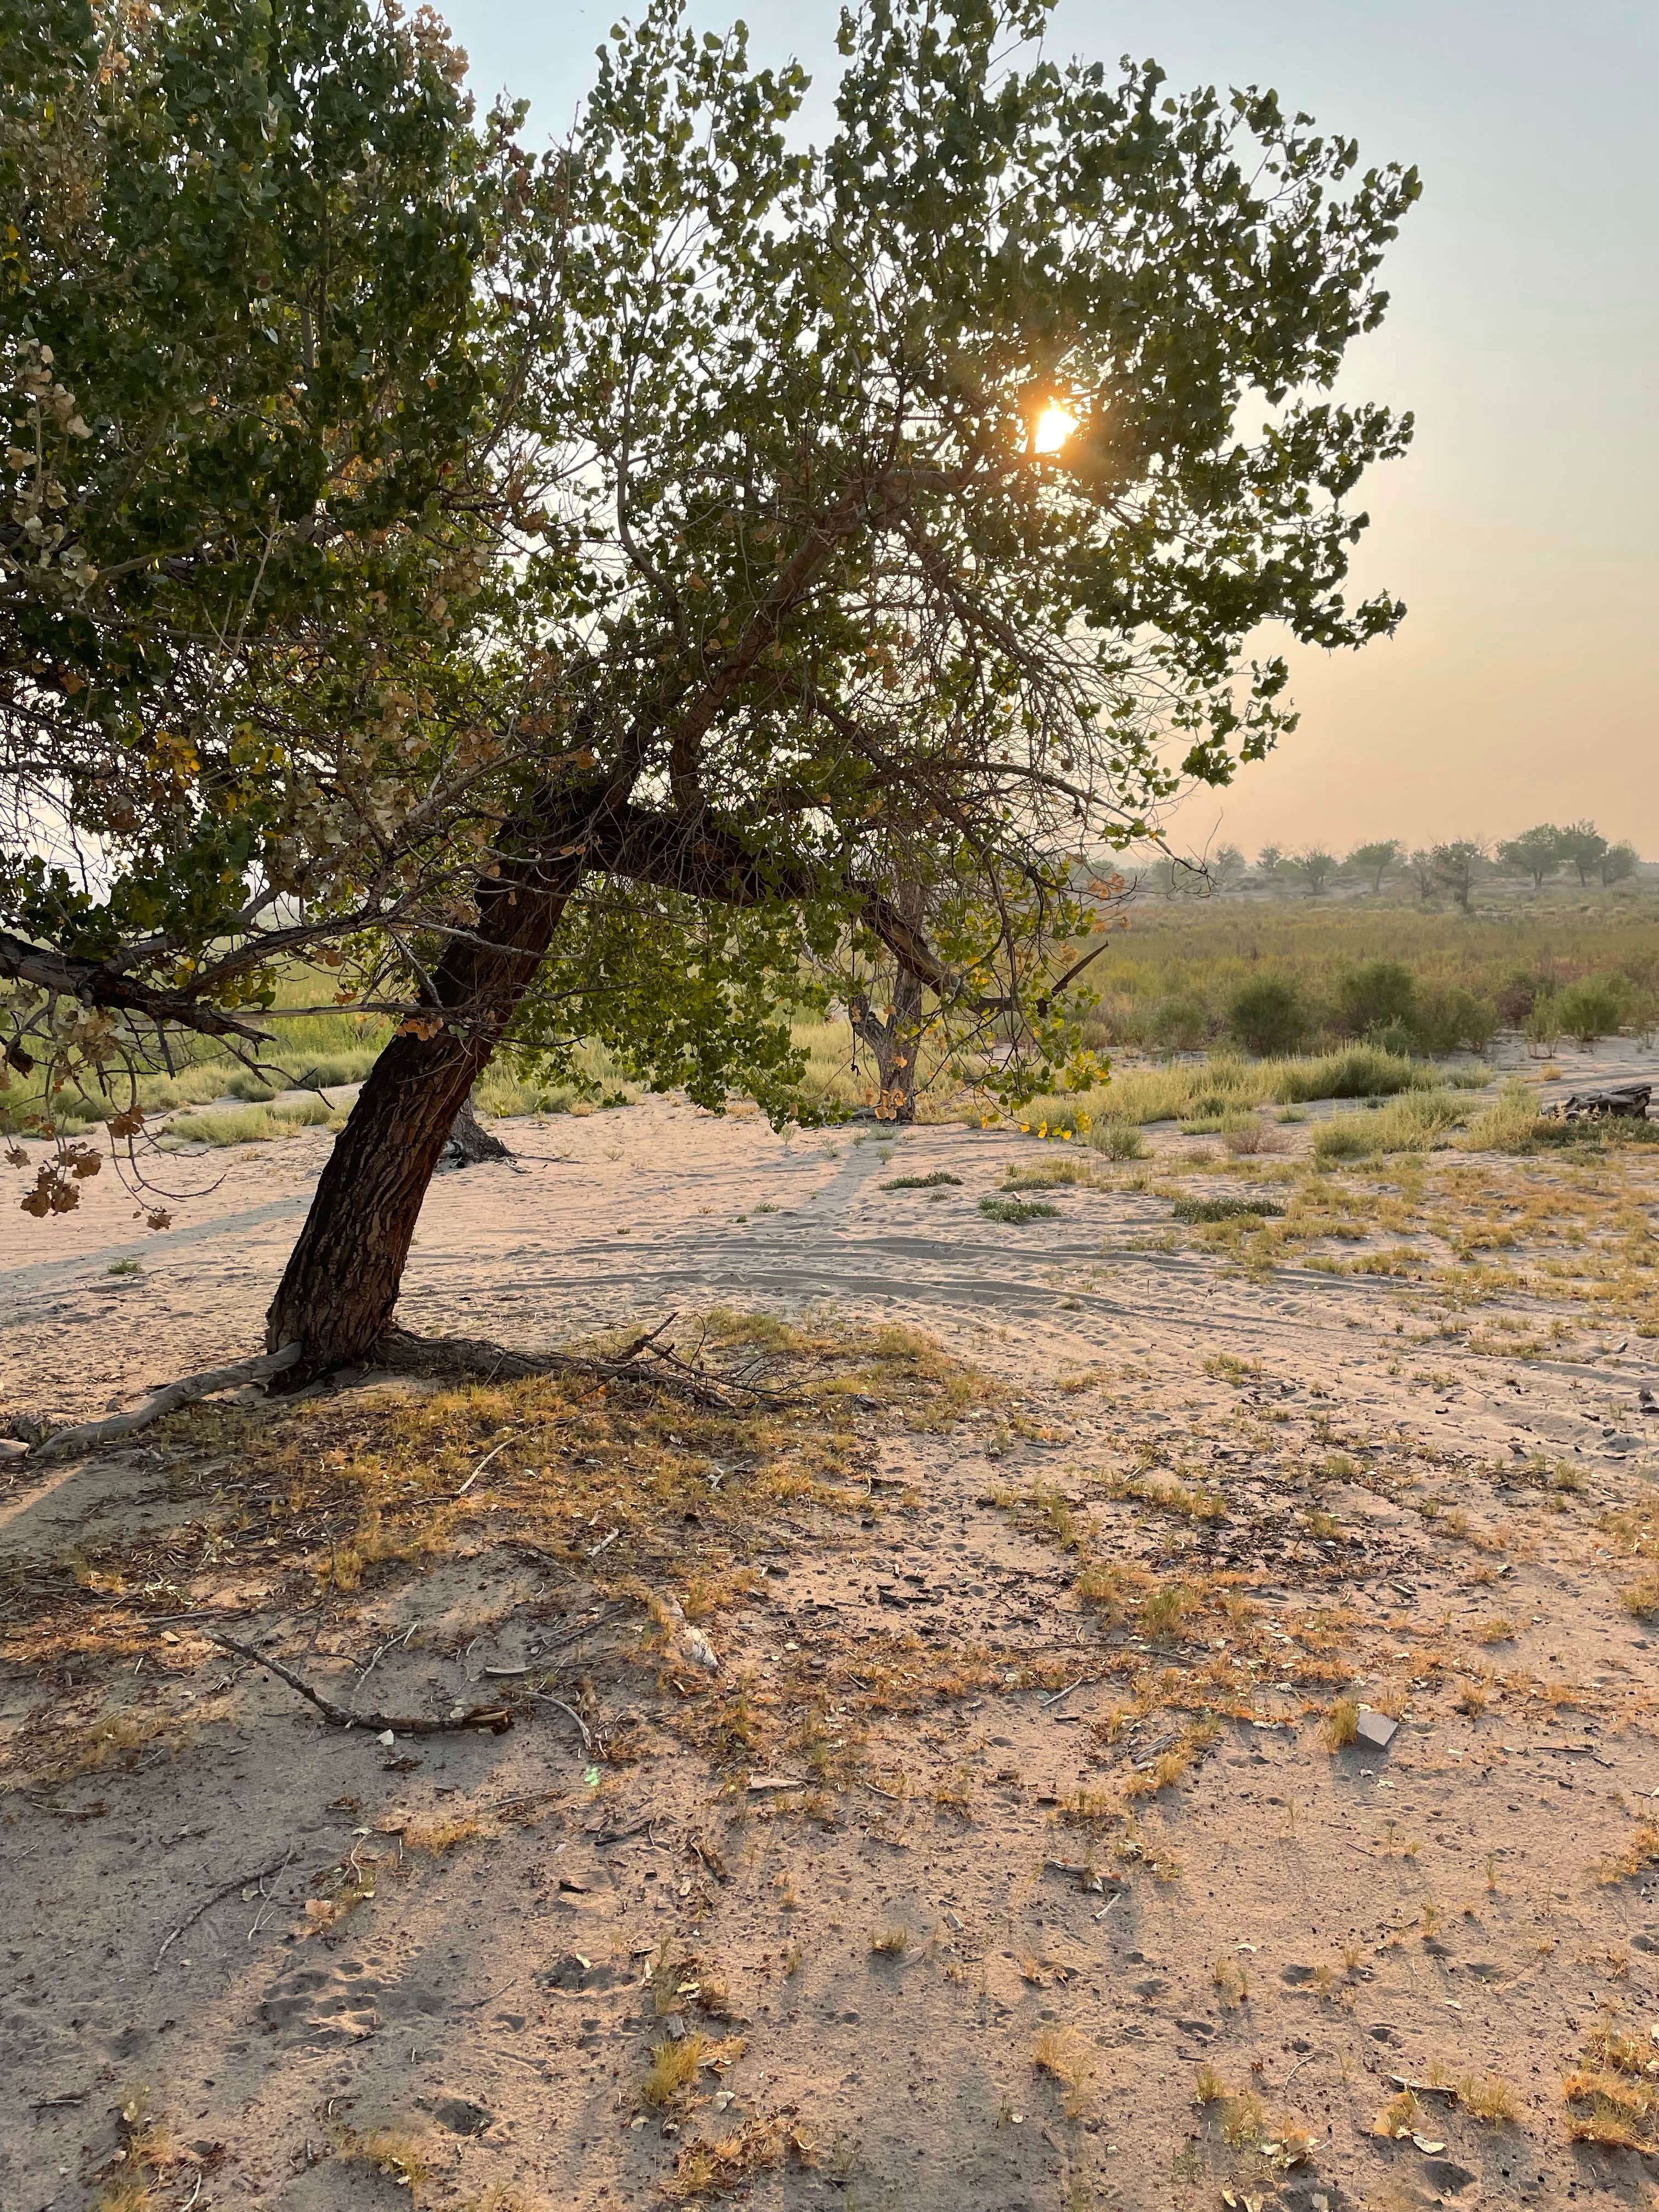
[667,2115,791,2201]
[1590,1821,1659,1886]
[641,2033,706,2107]
[1194,2062,1231,2105]
[1460,2072,1519,2125]
[331,2124,433,2198]
[1323,1694,1360,1750]
[1032,2026,1096,2117]
[1563,2019,1658,2149]
[0,1313,1003,1790]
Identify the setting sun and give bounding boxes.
[1032,400,1078,455]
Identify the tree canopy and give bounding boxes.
[4,0,1426,1354]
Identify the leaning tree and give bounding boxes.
[4,0,1420,1375]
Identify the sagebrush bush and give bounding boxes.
[1228,976,1311,1054]
[1551,974,1628,1043]
[1332,959,1417,1037]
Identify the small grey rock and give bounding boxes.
[1356,1708,1398,1750]
[431,2096,493,2137]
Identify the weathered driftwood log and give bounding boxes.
[1543,1084,1651,1124]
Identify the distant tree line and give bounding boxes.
[1147,822,1643,902]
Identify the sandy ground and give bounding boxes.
[3,1052,1659,2212]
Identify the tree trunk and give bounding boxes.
[849,883,927,1124]
[264,853,580,1373]
[881,961,924,1122]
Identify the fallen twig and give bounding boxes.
[1040,1675,1087,1709]
[155,1848,294,1968]
[31,1343,302,1462]
[206,1633,515,1735]
[454,1431,522,1498]
[523,1688,595,1754]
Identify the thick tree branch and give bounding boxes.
[0,929,273,1043]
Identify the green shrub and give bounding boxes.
[883,1170,962,1189]
[1331,959,1417,1037]
[161,1097,334,1147]
[1004,1157,1101,1190]
[1462,1080,1545,1153]
[278,1049,382,1089]
[1228,976,1311,1055]
[1410,983,1498,1054]
[1272,1046,1424,1102]
[1552,974,1628,1043]
[1170,1193,1285,1223]
[225,1072,278,1102]
[1313,1089,1467,1163]
[1311,1117,1372,1161]
[979,1194,1060,1224]
[1148,991,1215,1054]
[1090,1121,1146,1160]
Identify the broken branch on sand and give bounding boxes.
[206,1633,515,1736]
[29,1343,303,1461]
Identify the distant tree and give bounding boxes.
[1345,839,1401,893]
[1431,839,1488,915]
[1498,824,1565,889]
[1600,841,1639,888]
[1293,848,1338,895]
[1406,848,1439,902]
[1559,820,1610,886]
[1255,844,1285,881]
[1209,844,1246,893]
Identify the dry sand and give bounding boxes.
[3,1070,1658,2212]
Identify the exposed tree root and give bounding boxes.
[29,1342,303,1462]
[206,1634,516,1735]
[21,1314,793,1465]
[368,1317,796,1410]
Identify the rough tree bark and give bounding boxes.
[264,846,581,1372]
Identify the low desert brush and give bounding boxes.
[667,2117,789,2202]
[1460,2072,1519,2124]
[1323,1695,1360,1750]
[642,2033,705,2106]
[1033,2025,1096,2115]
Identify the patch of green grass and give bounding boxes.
[1002,1156,1101,1190]
[979,1194,1060,1225]
[882,1170,962,1190]
[1170,1193,1285,1224]
[157,1097,335,1148]
[1312,1088,1468,1164]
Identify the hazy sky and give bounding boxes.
[439,0,1656,861]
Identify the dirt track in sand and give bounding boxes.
[3,1074,1659,2211]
